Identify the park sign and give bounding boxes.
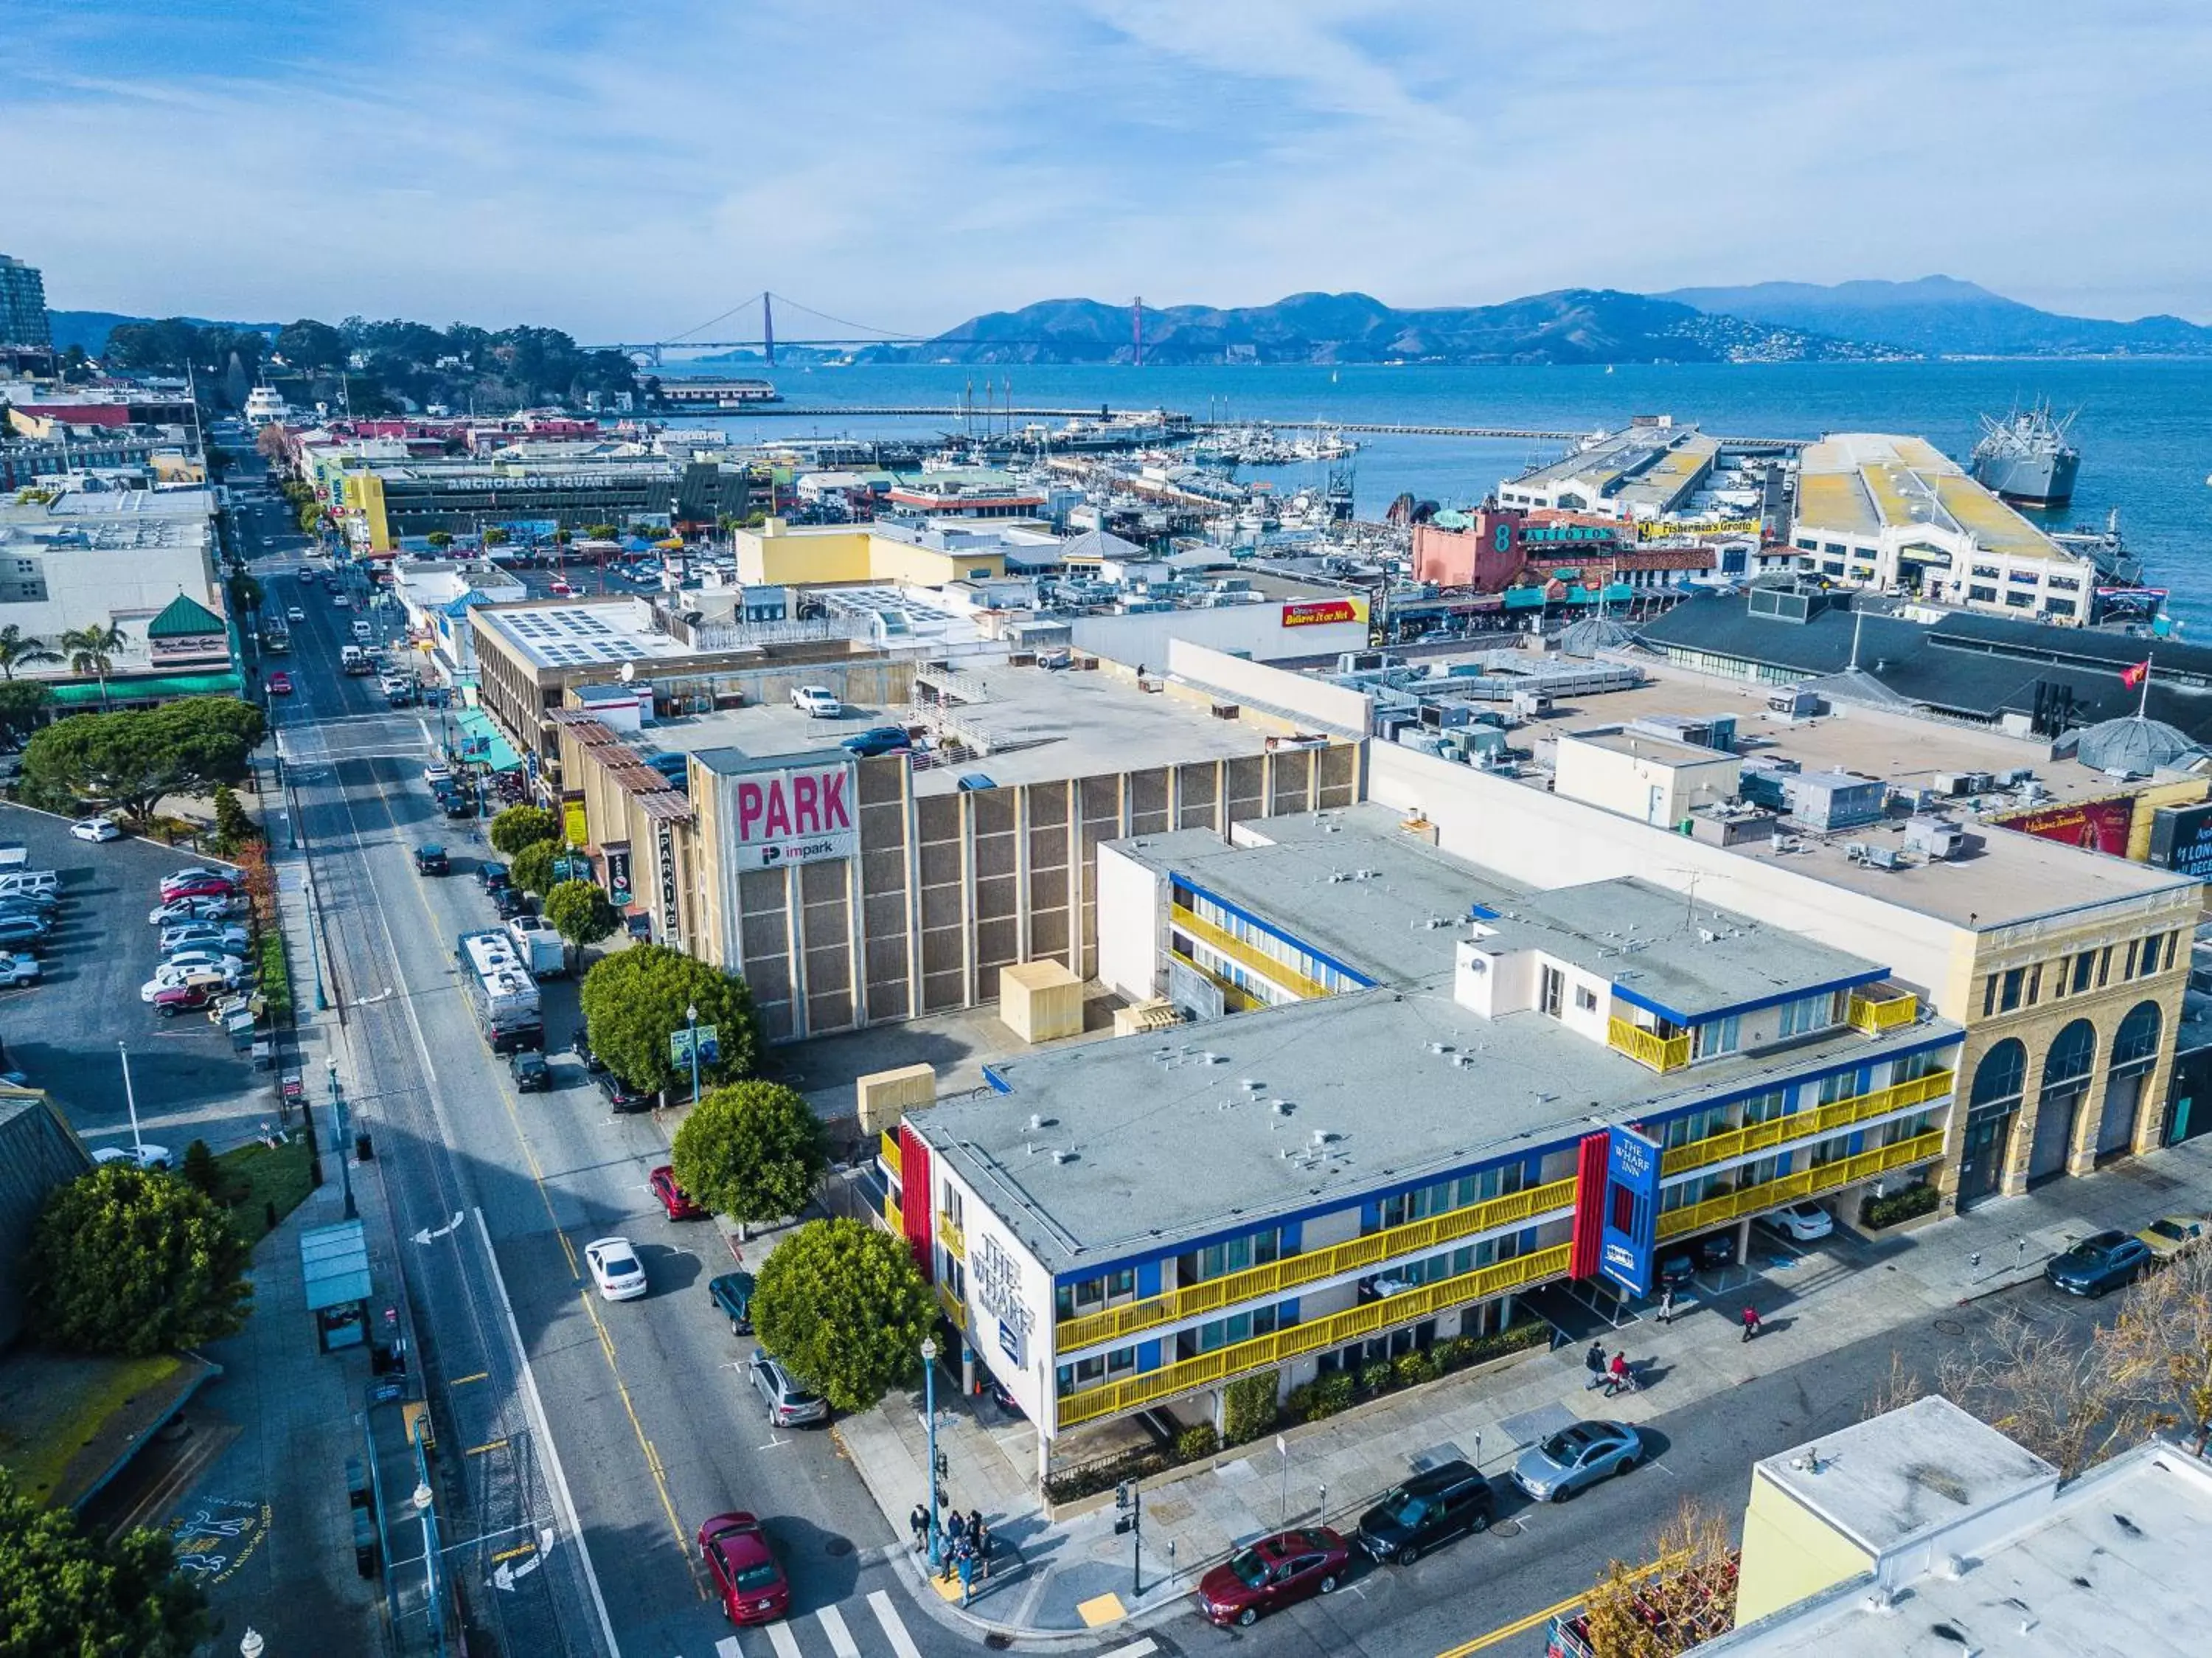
[724,758,858,872]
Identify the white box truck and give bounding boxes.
[505,916,568,979]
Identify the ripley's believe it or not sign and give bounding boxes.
[1281,597,1363,628]
[726,760,858,871]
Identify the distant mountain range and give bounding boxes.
[1655,277,2212,358]
[897,289,1899,367]
[47,311,276,357]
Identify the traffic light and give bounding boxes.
[1115,1480,1132,1510]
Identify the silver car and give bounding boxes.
[1511,1420,1643,1502]
[749,1352,828,1427]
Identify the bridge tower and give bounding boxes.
[1132,296,1143,368]
[762,291,775,368]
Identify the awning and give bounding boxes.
[48,671,245,706]
[455,708,522,772]
[300,1220,372,1311]
[1502,587,1548,609]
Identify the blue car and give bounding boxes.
[2044,1229,2153,1297]
[839,726,911,759]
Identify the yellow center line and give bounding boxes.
[450,1371,490,1387]
[1436,1550,1688,1657]
[490,1541,538,1564]
[466,1439,509,1457]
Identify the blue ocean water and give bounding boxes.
[667,359,2212,629]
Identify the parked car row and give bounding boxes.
[0,856,71,982]
[145,866,253,1018]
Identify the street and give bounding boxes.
[233,468,2116,1658]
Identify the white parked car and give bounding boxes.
[285,606,305,622]
[423,763,453,788]
[584,1236,648,1302]
[1764,1201,1835,1243]
[790,684,842,718]
[93,1143,173,1172]
[0,952,41,987]
[148,895,243,926]
[69,816,122,843]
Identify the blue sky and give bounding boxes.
[13,1,2211,338]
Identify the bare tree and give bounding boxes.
[1580,1496,1740,1658]
[1861,1349,1929,1421]
[2104,1246,2212,1458]
[1936,1310,2149,1478]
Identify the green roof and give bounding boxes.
[145,593,226,639]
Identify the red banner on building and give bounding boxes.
[1989,795,2136,858]
[1281,598,1360,628]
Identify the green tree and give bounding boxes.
[296,500,321,536]
[509,838,561,896]
[425,530,454,550]
[179,1139,220,1199]
[211,784,257,853]
[58,622,128,710]
[488,803,559,856]
[585,523,619,541]
[274,318,346,372]
[0,624,60,680]
[0,1467,210,1657]
[750,1219,935,1413]
[0,680,52,745]
[578,943,760,1094]
[20,710,168,819]
[481,527,510,547]
[670,1081,827,1230]
[226,572,265,618]
[26,1165,252,1357]
[543,878,619,965]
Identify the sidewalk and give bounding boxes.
[838,1133,2212,1641]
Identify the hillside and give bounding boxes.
[907,289,1893,367]
[1656,277,2212,358]
[46,310,275,357]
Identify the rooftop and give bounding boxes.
[476,597,695,669]
[919,986,1952,1275]
[1795,432,2070,565]
[641,659,1290,796]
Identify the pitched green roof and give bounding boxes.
[145,593,226,639]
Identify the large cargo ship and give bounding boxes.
[1969,403,2079,507]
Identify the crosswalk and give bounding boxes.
[690,1589,1161,1658]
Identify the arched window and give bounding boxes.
[2042,1019,2098,1090]
[2112,1001,2162,1072]
[1971,1038,2028,1107]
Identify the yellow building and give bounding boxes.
[734,518,1009,587]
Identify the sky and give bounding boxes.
[13,0,2212,340]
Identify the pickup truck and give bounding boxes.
[505,915,566,978]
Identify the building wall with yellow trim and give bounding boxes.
[1735,1467,1879,1626]
[734,521,1006,587]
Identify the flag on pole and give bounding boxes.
[2121,659,2151,688]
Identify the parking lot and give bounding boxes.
[0,802,268,1159]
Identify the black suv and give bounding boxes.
[492,887,530,920]
[598,1069,655,1114]
[413,844,449,876]
[1357,1460,1493,1567]
[479,861,510,892]
[509,1049,551,1092]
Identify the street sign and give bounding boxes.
[669,1026,720,1067]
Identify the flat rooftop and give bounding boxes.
[642,659,1292,796]
[477,597,695,669]
[922,989,1952,1275]
[1504,426,1700,493]
[1119,807,1531,986]
[1796,432,2068,565]
[1562,724,1740,767]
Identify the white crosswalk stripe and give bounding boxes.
[867,1589,925,1658]
[765,1619,804,1658]
[818,1604,862,1658]
[715,1638,741,1658]
[1102,1640,1159,1658]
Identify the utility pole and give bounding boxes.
[1115,1478,1144,1596]
[116,1041,146,1163]
[328,1058,356,1221]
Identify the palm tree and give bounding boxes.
[60,622,128,711]
[0,625,60,681]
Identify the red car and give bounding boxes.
[650,1165,706,1221]
[1196,1527,1353,1628]
[154,983,217,1018]
[268,671,293,695]
[699,1511,788,1625]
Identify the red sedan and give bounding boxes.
[1196,1527,1353,1628]
[699,1511,788,1625]
[650,1165,706,1221]
[268,670,293,695]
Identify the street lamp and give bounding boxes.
[921,1336,942,1575]
[685,1002,701,1103]
[412,1460,445,1658]
[327,1058,355,1221]
[239,1630,265,1658]
[116,1041,146,1165]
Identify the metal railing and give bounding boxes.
[937,1210,967,1261]
[881,1192,901,1232]
[1170,903,1335,1002]
[1056,1176,1576,1354]
[1655,1130,1946,1241]
[1055,1243,1573,1429]
[1609,1016,1691,1073]
[1847,989,1919,1033]
[1658,1069,1954,1176]
[879,1128,902,1179]
[936,1281,968,1332]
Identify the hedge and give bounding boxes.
[258,930,292,1021]
[1860,1181,1939,1229]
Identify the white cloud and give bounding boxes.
[7,0,2211,332]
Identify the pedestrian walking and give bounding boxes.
[1608,1350,1636,1395]
[972,1514,991,1579]
[1741,1304,1762,1342]
[908,1503,928,1553]
[1585,1339,1607,1390]
[1658,1286,1675,1326]
[958,1539,978,1606]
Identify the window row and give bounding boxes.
[1983,931,2180,1017]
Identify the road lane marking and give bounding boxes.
[716,1639,741,1658]
[450,1371,489,1387]
[818,1605,860,1658]
[490,1541,536,1563]
[868,1589,925,1658]
[1102,1642,1160,1658]
[465,1438,509,1457]
[765,1621,802,1658]
[1435,1549,1687,1657]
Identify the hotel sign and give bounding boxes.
[726,760,858,871]
[973,1232,1035,1368]
[1281,597,1363,628]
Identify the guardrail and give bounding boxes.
[1655,1131,1946,1241]
[937,1210,967,1261]
[1170,904,1335,1002]
[1658,1069,1953,1176]
[879,1128,901,1179]
[1847,990,1919,1033]
[1609,1016,1691,1073]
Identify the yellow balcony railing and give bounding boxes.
[882,1192,901,1232]
[936,1281,967,1333]
[1848,988,1919,1033]
[880,1128,902,1179]
[1655,1130,1946,1241]
[937,1210,967,1261]
[1056,1244,1572,1429]
[1610,1016,1691,1073]
[1658,1069,1954,1176]
[1167,949,1265,1013]
[1056,1176,1577,1355]
[1170,903,1335,1002]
